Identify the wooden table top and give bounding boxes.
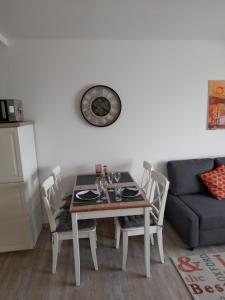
[0,120,34,128]
[70,172,150,213]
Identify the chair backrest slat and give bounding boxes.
[52,166,62,194]
[52,165,65,208]
[149,170,170,226]
[41,176,58,232]
[140,161,153,197]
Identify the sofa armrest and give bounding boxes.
[165,193,199,248]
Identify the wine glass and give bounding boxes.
[114,171,121,185]
[107,172,114,191]
[114,172,121,201]
[95,178,103,203]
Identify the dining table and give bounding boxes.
[70,171,151,286]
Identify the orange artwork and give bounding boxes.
[208,80,225,129]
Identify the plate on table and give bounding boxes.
[76,190,99,201]
[120,187,141,198]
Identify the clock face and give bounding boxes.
[80,85,121,127]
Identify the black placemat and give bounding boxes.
[72,190,108,206]
[119,172,133,183]
[76,172,133,186]
[108,188,144,203]
[76,174,98,185]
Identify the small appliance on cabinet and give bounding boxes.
[0,99,24,122]
[0,121,42,252]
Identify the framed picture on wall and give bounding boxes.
[208,80,225,129]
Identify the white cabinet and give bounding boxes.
[0,122,42,252]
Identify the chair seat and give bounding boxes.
[60,194,72,209]
[56,211,96,232]
[118,214,155,229]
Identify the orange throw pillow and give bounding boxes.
[200,165,225,200]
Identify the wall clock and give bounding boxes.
[80,85,122,127]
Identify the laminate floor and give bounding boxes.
[1,220,225,300]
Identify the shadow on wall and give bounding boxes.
[38,166,76,195]
[38,160,168,223]
[38,161,169,192]
[155,161,168,176]
[62,174,76,194]
[61,161,169,193]
[38,166,53,184]
[62,160,134,193]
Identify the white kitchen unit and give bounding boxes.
[0,121,42,252]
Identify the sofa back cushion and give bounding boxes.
[215,157,225,167]
[167,158,214,195]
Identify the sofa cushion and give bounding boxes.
[215,157,225,167]
[200,165,225,200]
[56,211,96,232]
[167,158,214,195]
[118,214,155,229]
[179,194,225,230]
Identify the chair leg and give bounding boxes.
[95,231,97,249]
[150,234,154,245]
[90,231,98,271]
[115,219,121,249]
[58,240,62,253]
[157,228,164,263]
[122,231,128,271]
[52,233,59,274]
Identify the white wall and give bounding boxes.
[0,40,225,192]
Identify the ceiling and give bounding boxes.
[0,0,225,40]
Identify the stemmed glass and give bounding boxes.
[114,171,121,201]
[114,171,121,186]
[107,172,114,191]
[95,177,103,203]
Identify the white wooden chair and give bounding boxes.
[115,170,169,270]
[115,160,153,249]
[52,165,72,210]
[41,176,98,273]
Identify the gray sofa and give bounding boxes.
[166,157,225,249]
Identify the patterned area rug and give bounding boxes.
[171,253,225,300]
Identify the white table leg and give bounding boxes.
[72,213,80,286]
[144,207,150,277]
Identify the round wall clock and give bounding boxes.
[80,85,122,127]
